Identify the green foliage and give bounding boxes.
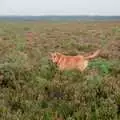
[112,27,120,33]
[89,59,111,75]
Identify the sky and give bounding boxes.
[0,0,120,16]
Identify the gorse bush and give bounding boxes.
[39,57,57,81]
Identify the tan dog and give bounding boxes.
[50,50,100,72]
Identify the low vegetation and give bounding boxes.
[0,21,120,120]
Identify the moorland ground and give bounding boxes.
[0,21,120,120]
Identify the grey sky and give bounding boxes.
[0,0,120,16]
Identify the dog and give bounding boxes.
[50,50,100,72]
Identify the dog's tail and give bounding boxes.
[85,49,100,60]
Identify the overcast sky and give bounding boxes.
[0,0,120,16]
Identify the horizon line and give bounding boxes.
[0,14,120,17]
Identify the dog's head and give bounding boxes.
[49,52,62,63]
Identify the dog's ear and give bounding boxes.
[49,52,62,58]
[56,52,62,56]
